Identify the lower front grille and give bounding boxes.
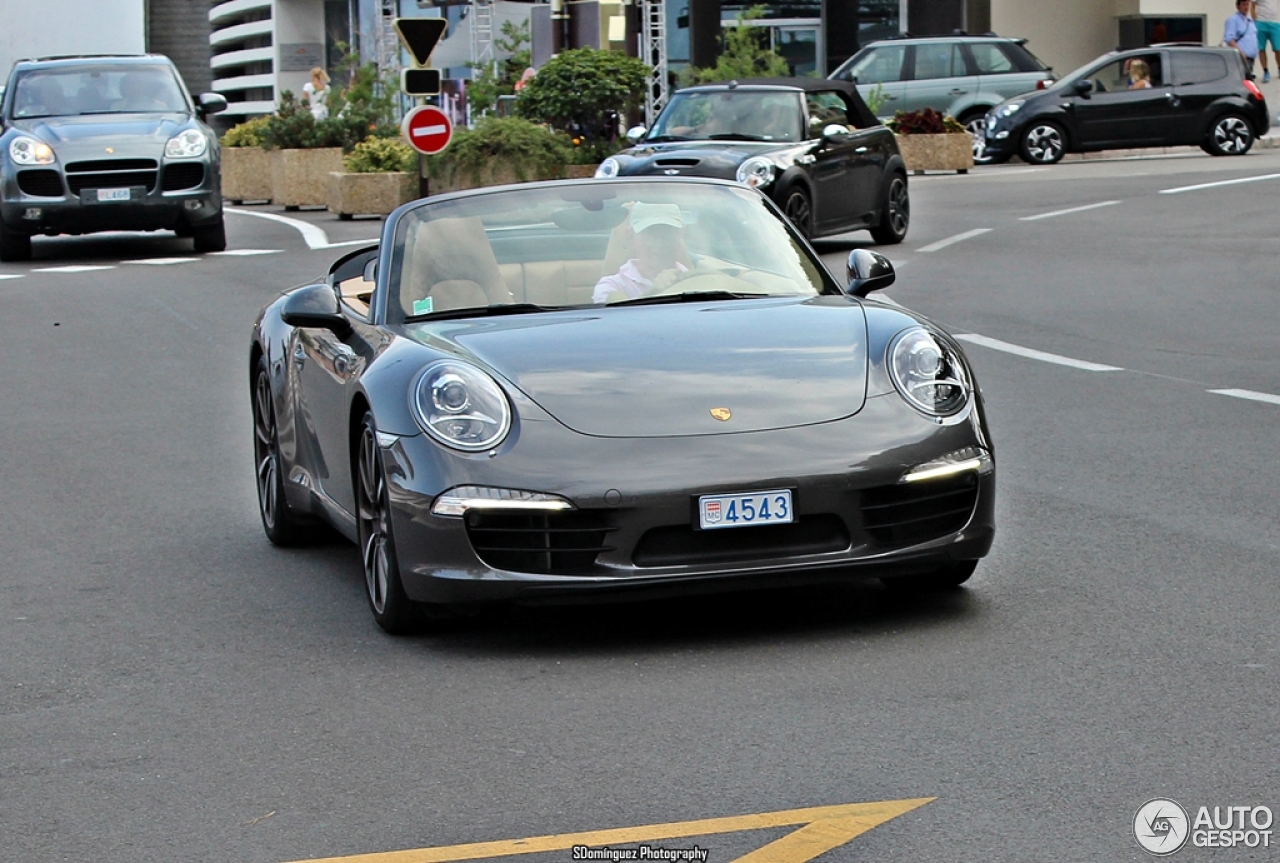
[465,510,615,575]
[67,170,157,194]
[633,514,850,568]
[162,162,205,191]
[17,169,64,197]
[860,473,979,549]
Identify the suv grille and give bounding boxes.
[17,169,64,197]
[860,474,979,549]
[65,159,158,194]
[633,514,850,567]
[162,163,205,191]
[465,510,616,575]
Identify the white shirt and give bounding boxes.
[302,82,330,120]
[592,259,687,303]
[1256,0,1279,23]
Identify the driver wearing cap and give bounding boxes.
[593,203,690,303]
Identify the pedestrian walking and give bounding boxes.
[1226,0,1260,75]
[1254,0,1280,82]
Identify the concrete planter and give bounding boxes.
[270,147,344,210]
[894,133,974,174]
[328,171,418,219]
[221,147,272,204]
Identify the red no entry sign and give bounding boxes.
[401,105,453,155]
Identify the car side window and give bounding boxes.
[1171,52,1228,86]
[969,43,1015,74]
[842,45,906,84]
[912,42,965,80]
[1090,54,1163,91]
[805,92,852,137]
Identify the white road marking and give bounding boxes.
[226,207,331,249]
[1159,173,1280,194]
[209,249,283,256]
[122,257,200,265]
[0,274,23,280]
[955,333,1123,371]
[1020,200,1121,221]
[33,265,116,273]
[1209,388,1280,406]
[917,228,992,253]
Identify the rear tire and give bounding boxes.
[252,356,319,546]
[868,172,909,245]
[0,223,32,262]
[192,215,227,253]
[961,111,996,165]
[1205,113,1254,156]
[882,560,978,593]
[780,186,812,239]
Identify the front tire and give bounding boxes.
[0,222,32,262]
[1206,114,1254,156]
[355,411,423,635]
[192,215,227,253]
[881,560,978,593]
[869,172,909,245]
[780,186,812,239]
[253,357,317,546]
[1019,121,1066,165]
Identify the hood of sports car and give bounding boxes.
[616,140,786,180]
[427,297,868,437]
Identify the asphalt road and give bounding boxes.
[2,149,1279,863]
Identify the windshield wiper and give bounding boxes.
[405,302,557,322]
[612,290,769,307]
[708,133,768,141]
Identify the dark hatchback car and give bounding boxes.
[983,45,1270,165]
[0,54,227,261]
[596,79,909,244]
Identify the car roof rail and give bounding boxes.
[1149,41,1206,48]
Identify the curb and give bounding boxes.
[1058,132,1280,162]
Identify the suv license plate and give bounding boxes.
[97,188,131,202]
[698,490,792,530]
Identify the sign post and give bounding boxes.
[393,17,449,197]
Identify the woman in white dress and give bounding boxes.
[302,67,330,121]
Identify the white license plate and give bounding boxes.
[698,489,793,530]
[96,188,131,202]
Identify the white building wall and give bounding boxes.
[0,0,146,80]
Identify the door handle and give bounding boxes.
[1165,92,1181,106]
[855,146,869,153]
[292,344,306,369]
[949,89,968,95]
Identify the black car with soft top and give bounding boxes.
[0,54,227,261]
[983,45,1269,164]
[596,79,909,244]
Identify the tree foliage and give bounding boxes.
[467,20,532,117]
[344,136,418,173]
[681,6,790,85]
[515,48,648,160]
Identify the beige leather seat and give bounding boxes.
[403,216,513,316]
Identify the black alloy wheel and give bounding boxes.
[192,215,227,253]
[781,186,812,239]
[0,222,32,262]
[881,559,978,593]
[869,173,909,245]
[1019,121,1066,165]
[1206,114,1254,156]
[355,411,422,634]
[253,357,315,546]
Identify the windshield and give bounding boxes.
[647,90,804,142]
[387,181,835,323]
[11,65,189,119]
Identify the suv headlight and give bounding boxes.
[736,156,776,189]
[411,361,513,452]
[888,327,971,416]
[165,129,208,159]
[10,136,55,165]
[595,157,621,178]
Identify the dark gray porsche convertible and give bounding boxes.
[251,179,994,634]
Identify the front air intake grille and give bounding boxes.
[17,169,63,197]
[655,158,700,166]
[65,159,158,194]
[860,473,979,549]
[162,162,205,191]
[465,510,616,575]
[66,159,156,173]
[633,515,850,568]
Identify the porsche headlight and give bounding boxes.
[165,129,208,159]
[10,136,55,165]
[411,361,512,452]
[594,157,621,179]
[736,156,776,189]
[888,327,970,416]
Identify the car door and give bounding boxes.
[1070,53,1171,147]
[805,90,880,229]
[835,43,908,118]
[1166,50,1234,144]
[903,41,978,116]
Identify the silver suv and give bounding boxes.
[829,34,1054,163]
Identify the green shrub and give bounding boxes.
[261,91,398,152]
[221,115,270,148]
[886,108,965,135]
[344,136,417,173]
[426,117,575,185]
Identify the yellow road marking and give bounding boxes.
[285,798,934,863]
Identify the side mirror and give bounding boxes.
[626,125,647,145]
[1073,79,1093,96]
[821,123,852,142]
[845,249,895,298]
[281,283,352,335]
[197,92,228,116]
